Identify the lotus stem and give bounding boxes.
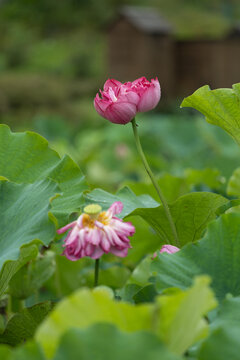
[131,118,180,247]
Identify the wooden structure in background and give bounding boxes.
[108,6,175,99]
[108,6,240,99]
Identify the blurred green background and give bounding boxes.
[0,0,240,190]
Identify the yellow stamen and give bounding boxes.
[97,211,110,226]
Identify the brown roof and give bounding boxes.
[119,6,172,35]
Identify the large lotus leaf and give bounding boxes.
[35,287,153,358]
[0,244,38,298]
[181,84,240,145]
[197,297,240,360]
[0,302,52,346]
[36,277,215,358]
[0,125,88,224]
[133,192,228,246]
[0,179,58,296]
[155,276,216,355]
[85,186,159,218]
[209,296,240,329]
[199,324,240,360]
[151,212,240,301]
[53,324,182,360]
[86,188,227,246]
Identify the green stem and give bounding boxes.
[131,118,180,247]
[94,258,100,287]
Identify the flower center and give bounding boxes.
[84,204,102,216]
[82,204,110,229]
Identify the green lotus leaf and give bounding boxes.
[53,324,182,360]
[133,192,228,246]
[36,276,215,358]
[9,251,56,300]
[199,324,240,360]
[35,286,153,358]
[155,276,217,355]
[181,84,240,145]
[198,297,240,360]
[0,124,88,225]
[0,179,58,296]
[0,302,52,346]
[151,212,240,301]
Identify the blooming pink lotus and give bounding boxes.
[57,202,135,260]
[94,77,161,125]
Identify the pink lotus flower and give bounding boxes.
[94,77,161,125]
[57,202,135,261]
[152,244,180,259]
[160,245,180,254]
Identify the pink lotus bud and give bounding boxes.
[152,244,180,259]
[160,245,180,254]
[94,77,161,125]
[57,202,135,261]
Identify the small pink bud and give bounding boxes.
[152,244,180,259]
[160,245,180,254]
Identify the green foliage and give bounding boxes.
[155,276,216,355]
[0,302,52,346]
[0,124,88,297]
[151,213,240,301]
[124,174,191,203]
[0,179,57,296]
[36,277,216,358]
[198,297,240,360]
[133,192,228,246]
[0,345,12,359]
[53,324,182,360]
[35,286,153,358]
[0,341,45,360]
[181,84,240,145]
[0,79,240,359]
[199,324,240,360]
[9,252,56,300]
[227,167,240,197]
[0,124,88,225]
[87,187,228,246]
